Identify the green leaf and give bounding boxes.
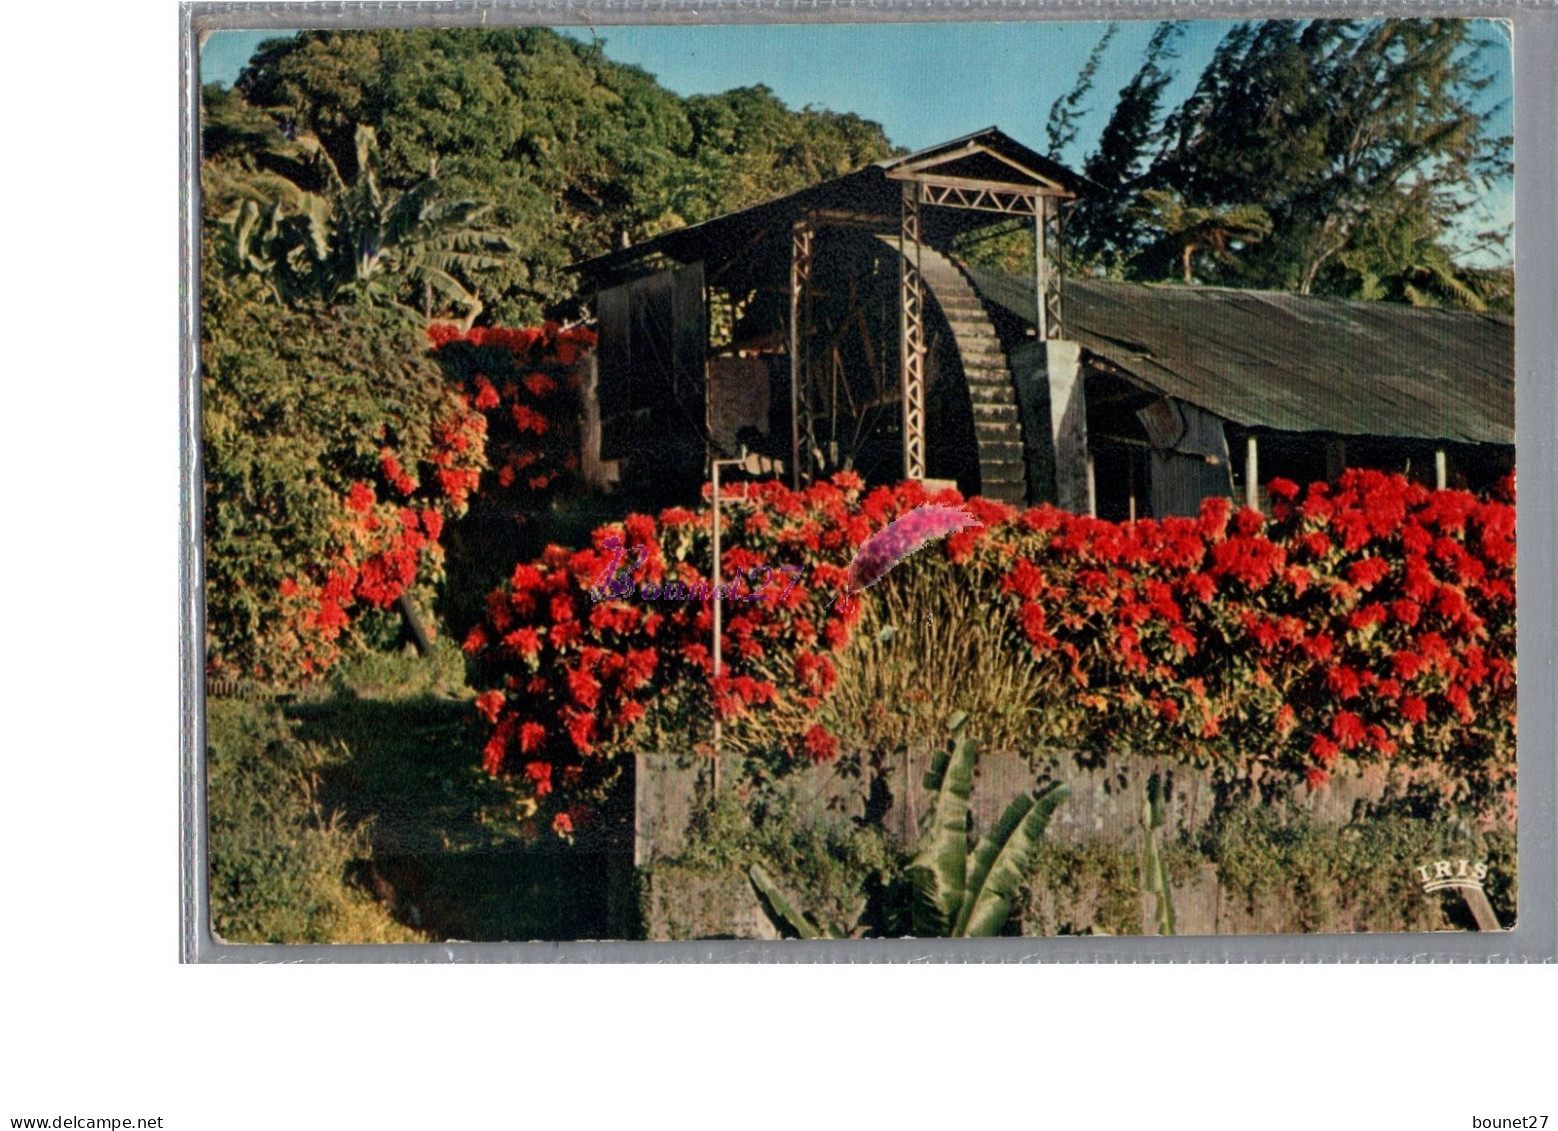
[748,864,821,940]
[906,729,976,936]
[961,781,1069,937]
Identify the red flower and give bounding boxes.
[1331,710,1366,750]
[346,481,376,514]
[519,723,547,754]
[503,626,542,659]
[473,377,501,411]
[1268,478,1300,502]
[525,760,554,797]
[1346,557,1390,589]
[552,812,574,837]
[1392,651,1425,681]
[801,725,840,764]
[474,690,505,723]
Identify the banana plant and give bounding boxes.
[907,713,1069,937]
[747,864,866,940]
[748,714,1068,939]
[1140,771,1177,936]
[214,122,514,326]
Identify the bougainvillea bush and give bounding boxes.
[427,321,596,505]
[465,468,1515,838]
[202,267,594,681]
[202,269,487,681]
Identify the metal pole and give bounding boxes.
[1246,433,1260,511]
[1034,202,1047,342]
[900,183,926,481]
[711,457,722,793]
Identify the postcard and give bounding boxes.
[195,17,1517,945]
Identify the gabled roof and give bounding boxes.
[572,128,1088,286]
[965,266,1514,447]
[876,127,1093,197]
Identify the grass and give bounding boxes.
[209,642,629,943]
[207,698,423,944]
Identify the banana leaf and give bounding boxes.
[906,727,976,936]
[961,781,1069,937]
[748,864,821,940]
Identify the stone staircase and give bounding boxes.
[881,238,1027,504]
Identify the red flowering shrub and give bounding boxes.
[984,470,1516,826]
[202,277,491,682]
[469,469,1515,837]
[427,321,597,502]
[203,279,591,681]
[462,473,892,821]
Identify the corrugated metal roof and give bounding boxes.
[964,267,1514,446]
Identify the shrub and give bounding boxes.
[467,469,1515,836]
[201,248,597,683]
[206,700,422,944]
[201,264,486,682]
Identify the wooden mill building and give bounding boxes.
[570,127,1514,516]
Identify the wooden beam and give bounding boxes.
[892,172,1049,197]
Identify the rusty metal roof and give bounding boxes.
[965,267,1515,446]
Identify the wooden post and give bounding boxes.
[396,593,431,657]
[788,223,812,489]
[1325,438,1347,482]
[1435,448,1448,490]
[1245,433,1260,511]
[1085,451,1097,517]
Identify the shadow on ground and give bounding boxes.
[289,692,630,942]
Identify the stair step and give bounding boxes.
[975,422,1023,443]
[946,317,998,334]
[967,378,1015,394]
[970,403,1020,423]
[979,465,1027,486]
[978,441,1027,462]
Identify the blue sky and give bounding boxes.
[202,20,1513,261]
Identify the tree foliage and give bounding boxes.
[217,29,896,322]
[1064,19,1511,309]
[200,247,485,680]
[206,110,516,325]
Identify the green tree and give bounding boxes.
[1060,19,1510,309]
[217,29,895,322]
[199,240,472,679]
[205,103,515,325]
[1068,21,1185,273]
[1128,189,1273,284]
[1045,23,1119,164]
